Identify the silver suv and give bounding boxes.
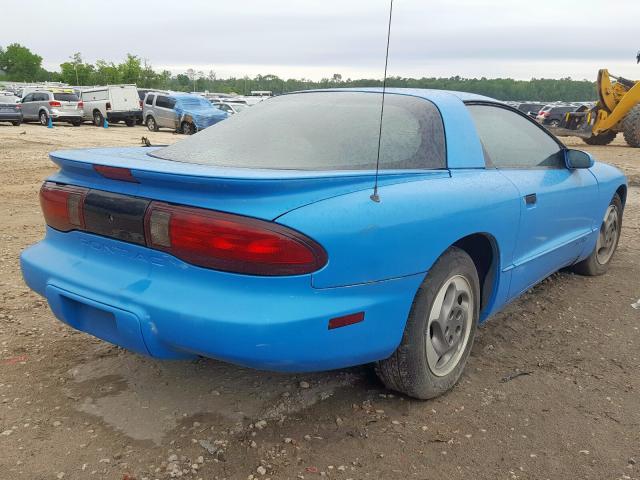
[21,89,84,126]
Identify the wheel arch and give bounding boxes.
[451,232,500,320]
[616,184,627,208]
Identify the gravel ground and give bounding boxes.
[0,123,639,480]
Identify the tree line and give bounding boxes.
[0,43,597,101]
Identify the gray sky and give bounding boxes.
[2,0,639,81]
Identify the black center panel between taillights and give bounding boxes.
[39,181,328,276]
[83,190,150,245]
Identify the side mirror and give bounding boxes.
[565,149,594,169]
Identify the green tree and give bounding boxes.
[59,53,94,85]
[0,43,43,81]
[118,54,142,84]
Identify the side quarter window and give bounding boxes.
[467,104,564,168]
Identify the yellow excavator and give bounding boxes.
[550,68,640,147]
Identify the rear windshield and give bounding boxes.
[153,92,446,170]
[53,93,79,102]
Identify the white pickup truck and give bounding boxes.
[80,85,142,126]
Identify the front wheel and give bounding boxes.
[571,194,622,276]
[376,247,479,399]
[622,105,640,148]
[181,121,195,135]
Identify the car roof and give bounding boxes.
[288,87,500,104]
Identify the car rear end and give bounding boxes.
[536,105,552,123]
[48,90,84,124]
[0,97,22,125]
[106,85,142,125]
[20,91,446,372]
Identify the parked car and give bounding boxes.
[20,89,83,126]
[143,92,228,134]
[21,89,626,400]
[211,100,248,115]
[0,91,20,103]
[517,102,545,119]
[536,104,579,127]
[80,85,142,127]
[0,95,22,125]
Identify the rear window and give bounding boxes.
[53,93,79,102]
[153,92,446,170]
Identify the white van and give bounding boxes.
[80,85,142,126]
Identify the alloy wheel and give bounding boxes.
[596,204,619,265]
[425,275,474,377]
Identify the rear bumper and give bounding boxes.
[0,111,22,122]
[107,111,142,122]
[50,111,83,122]
[21,228,421,372]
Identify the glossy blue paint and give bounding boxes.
[20,88,627,372]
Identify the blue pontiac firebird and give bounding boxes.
[21,89,627,399]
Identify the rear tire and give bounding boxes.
[622,105,640,148]
[125,118,135,127]
[71,120,82,127]
[583,131,617,145]
[376,247,479,399]
[549,119,561,127]
[11,120,21,126]
[93,110,104,127]
[39,111,49,126]
[572,194,623,276]
[146,116,158,132]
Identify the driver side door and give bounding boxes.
[467,104,599,298]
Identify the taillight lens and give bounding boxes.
[15,104,21,110]
[40,183,88,232]
[144,202,327,275]
[78,101,84,109]
[49,101,61,107]
[106,102,112,111]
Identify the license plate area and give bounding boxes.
[45,284,150,355]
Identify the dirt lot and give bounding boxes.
[0,123,639,480]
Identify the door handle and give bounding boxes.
[525,193,537,205]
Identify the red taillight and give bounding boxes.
[106,102,112,111]
[144,202,327,275]
[78,101,84,109]
[40,183,88,232]
[49,101,61,107]
[139,100,143,108]
[15,104,21,110]
[93,165,139,183]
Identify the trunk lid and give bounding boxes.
[49,146,446,220]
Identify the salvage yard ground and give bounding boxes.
[0,124,639,480]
